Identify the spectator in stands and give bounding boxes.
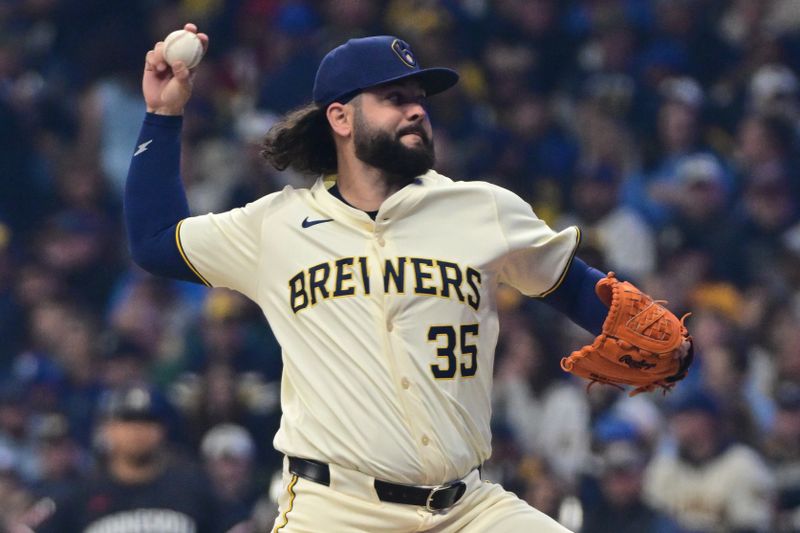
[0,444,38,533]
[98,333,151,390]
[27,412,85,504]
[762,381,800,532]
[581,417,680,533]
[557,163,656,282]
[493,309,590,486]
[728,163,799,287]
[200,423,261,529]
[748,64,800,122]
[657,153,738,282]
[621,76,712,228]
[735,113,797,195]
[38,385,236,533]
[0,382,37,483]
[644,390,775,532]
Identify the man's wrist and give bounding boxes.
[146,107,185,116]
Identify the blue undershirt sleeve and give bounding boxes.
[540,257,607,335]
[124,113,203,283]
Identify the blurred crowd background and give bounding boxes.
[2,0,800,531]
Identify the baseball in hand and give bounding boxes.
[163,29,204,69]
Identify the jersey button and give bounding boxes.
[377,237,386,247]
[401,377,410,389]
[387,322,393,332]
[421,436,430,446]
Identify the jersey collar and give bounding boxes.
[312,171,435,228]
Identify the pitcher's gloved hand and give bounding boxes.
[561,273,693,396]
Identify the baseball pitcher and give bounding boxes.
[124,24,692,532]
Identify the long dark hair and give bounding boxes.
[261,103,337,175]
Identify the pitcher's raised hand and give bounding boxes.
[143,23,208,116]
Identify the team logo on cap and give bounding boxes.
[391,39,416,68]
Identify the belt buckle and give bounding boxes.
[425,481,467,512]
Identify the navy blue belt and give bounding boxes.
[287,456,471,512]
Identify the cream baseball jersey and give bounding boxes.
[178,170,579,486]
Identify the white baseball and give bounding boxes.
[163,29,204,69]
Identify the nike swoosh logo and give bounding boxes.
[302,217,333,228]
[134,139,153,156]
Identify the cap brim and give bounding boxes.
[403,67,460,97]
[330,67,459,104]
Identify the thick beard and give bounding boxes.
[353,109,435,183]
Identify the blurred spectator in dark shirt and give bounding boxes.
[485,87,579,204]
[735,112,797,196]
[729,163,799,288]
[98,333,151,391]
[20,299,104,448]
[27,412,85,504]
[37,385,230,533]
[483,0,573,93]
[570,10,639,81]
[200,423,261,531]
[658,153,740,283]
[34,210,123,310]
[0,83,52,235]
[645,0,733,87]
[581,417,680,533]
[691,316,763,446]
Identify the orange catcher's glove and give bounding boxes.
[560,273,693,396]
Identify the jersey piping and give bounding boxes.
[175,219,211,286]
[538,227,582,298]
[274,475,298,532]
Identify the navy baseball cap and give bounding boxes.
[98,386,164,423]
[313,35,459,105]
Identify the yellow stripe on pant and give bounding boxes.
[274,475,298,532]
